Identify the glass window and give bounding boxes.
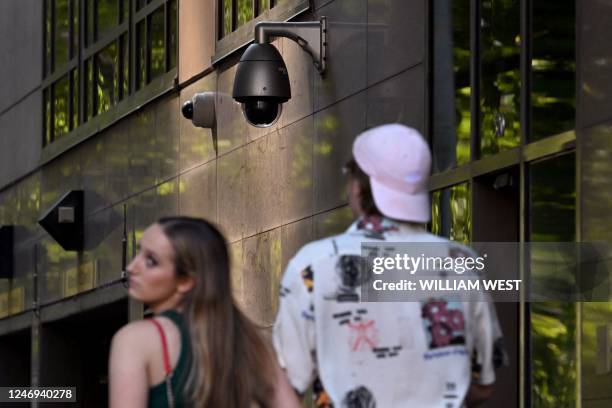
[43,88,52,146]
[219,0,273,38]
[530,0,575,141]
[96,41,119,115]
[432,0,471,172]
[97,0,120,40]
[71,68,79,129]
[45,0,52,75]
[149,6,165,80]
[85,58,95,121]
[431,182,471,243]
[53,75,70,141]
[529,152,576,408]
[480,0,521,156]
[43,0,178,146]
[55,0,71,68]
[120,34,129,99]
[136,20,147,90]
[238,0,254,28]
[168,0,177,70]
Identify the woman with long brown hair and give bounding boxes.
[108,216,299,407]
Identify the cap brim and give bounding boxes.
[370,178,430,223]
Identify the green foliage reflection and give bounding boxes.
[430,183,470,244]
[237,0,254,28]
[150,7,166,80]
[531,0,575,141]
[480,0,521,156]
[530,153,576,407]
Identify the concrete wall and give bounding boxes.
[0,0,43,189]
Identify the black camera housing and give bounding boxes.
[232,43,291,127]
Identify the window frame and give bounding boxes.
[42,0,178,158]
[212,0,310,65]
[427,1,580,407]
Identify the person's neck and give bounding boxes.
[149,297,182,315]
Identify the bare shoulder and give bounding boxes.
[111,320,158,352]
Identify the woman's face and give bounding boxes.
[127,223,183,310]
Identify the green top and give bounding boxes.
[148,309,192,408]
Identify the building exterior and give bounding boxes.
[0,0,611,407]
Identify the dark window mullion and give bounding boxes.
[254,0,260,17]
[520,0,531,146]
[218,0,224,39]
[469,0,480,161]
[231,0,237,32]
[93,0,99,42]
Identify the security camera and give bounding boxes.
[233,44,290,127]
[181,91,216,128]
[233,17,327,127]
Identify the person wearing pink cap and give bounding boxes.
[273,124,504,407]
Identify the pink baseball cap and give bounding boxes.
[352,124,432,222]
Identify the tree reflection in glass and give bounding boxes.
[97,0,119,40]
[44,89,52,146]
[150,7,166,80]
[530,153,576,408]
[96,41,119,115]
[136,21,146,90]
[238,0,254,28]
[433,0,471,172]
[259,0,270,15]
[53,75,70,140]
[169,0,177,69]
[480,0,520,156]
[55,0,70,68]
[223,0,232,37]
[531,0,575,141]
[430,183,471,244]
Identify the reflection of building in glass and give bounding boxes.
[0,0,610,407]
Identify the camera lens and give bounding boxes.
[242,100,282,127]
[181,100,194,119]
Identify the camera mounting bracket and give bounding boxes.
[254,16,327,74]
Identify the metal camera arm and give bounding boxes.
[254,16,327,74]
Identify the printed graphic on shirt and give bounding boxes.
[371,344,403,359]
[341,385,376,408]
[332,309,382,353]
[279,285,291,298]
[421,299,466,349]
[324,255,365,302]
[301,266,314,292]
[312,377,334,408]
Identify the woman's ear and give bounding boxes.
[177,275,196,294]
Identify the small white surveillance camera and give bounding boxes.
[182,91,216,128]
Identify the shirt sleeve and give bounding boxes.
[273,255,317,393]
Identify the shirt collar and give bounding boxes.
[346,215,426,236]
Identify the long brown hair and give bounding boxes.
[158,216,275,407]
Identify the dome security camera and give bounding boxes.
[181,91,216,128]
[232,44,290,127]
[232,17,327,127]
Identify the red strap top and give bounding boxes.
[149,318,172,376]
